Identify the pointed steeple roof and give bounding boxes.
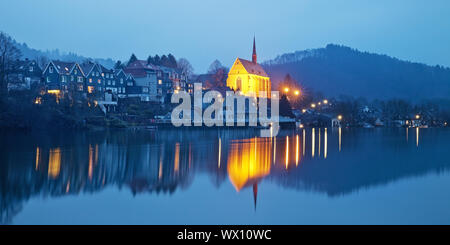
[252,36,257,64]
[253,183,258,210]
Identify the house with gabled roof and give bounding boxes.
[42,60,78,96]
[124,60,158,102]
[113,68,132,98]
[7,59,42,91]
[69,62,85,93]
[100,64,117,94]
[80,61,104,95]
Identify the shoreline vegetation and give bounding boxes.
[2,88,450,131]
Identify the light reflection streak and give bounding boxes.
[303,129,305,156]
[285,136,289,169]
[318,128,321,157]
[218,137,222,168]
[35,147,40,170]
[406,127,408,142]
[88,144,94,180]
[416,127,419,147]
[312,128,315,157]
[295,134,299,166]
[339,127,342,152]
[48,148,61,179]
[273,136,276,164]
[324,128,328,159]
[174,143,180,173]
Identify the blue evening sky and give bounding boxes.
[0,0,449,72]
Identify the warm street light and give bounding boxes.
[323,99,328,104]
[284,87,289,93]
[318,102,321,105]
[415,114,420,119]
[337,115,343,120]
[294,90,300,95]
[311,103,316,108]
[302,109,306,113]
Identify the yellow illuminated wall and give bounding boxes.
[227,137,272,191]
[226,58,271,98]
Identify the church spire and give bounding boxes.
[252,36,257,64]
[253,183,258,210]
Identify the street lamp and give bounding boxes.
[415,114,420,120]
[284,87,289,93]
[311,103,316,108]
[294,90,300,96]
[337,115,343,121]
[323,99,328,104]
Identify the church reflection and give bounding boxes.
[0,127,446,223]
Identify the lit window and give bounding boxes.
[88,86,94,93]
[158,79,162,85]
[89,78,92,83]
[98,79,101,84]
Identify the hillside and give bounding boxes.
[9,34,115,68]
[262,44,450,101]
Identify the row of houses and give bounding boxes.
[8,58,189,103]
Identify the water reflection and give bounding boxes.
[0,127,448,224]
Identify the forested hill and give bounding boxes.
[262,44,450,101]
[8,33,115,68]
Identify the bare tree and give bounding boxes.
[207,59,227,74]
[0,32,21,95]
[207,60,228,88]
[37,55,49,70]
[177,58,194,78]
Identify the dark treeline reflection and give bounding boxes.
[1,128,450,223]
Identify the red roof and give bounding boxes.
[237,58,268,77]
[124,60,159,78]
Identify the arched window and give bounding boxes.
[236,76,242,90]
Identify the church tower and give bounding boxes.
[252,36,257,64]
[226,36,271,98]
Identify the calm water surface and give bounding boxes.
[1,127,450,225]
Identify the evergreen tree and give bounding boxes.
[127,53,137,65]
[114,60,123,69]
[154,55,161,65]
[168,54,177,68]
[279,94,295,118]
[147,55,154,65]
[160,55,169,67]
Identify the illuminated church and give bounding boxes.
[226,37,271,98]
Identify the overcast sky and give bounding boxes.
[0,0,449,72]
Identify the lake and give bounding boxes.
[1,127,450,225]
